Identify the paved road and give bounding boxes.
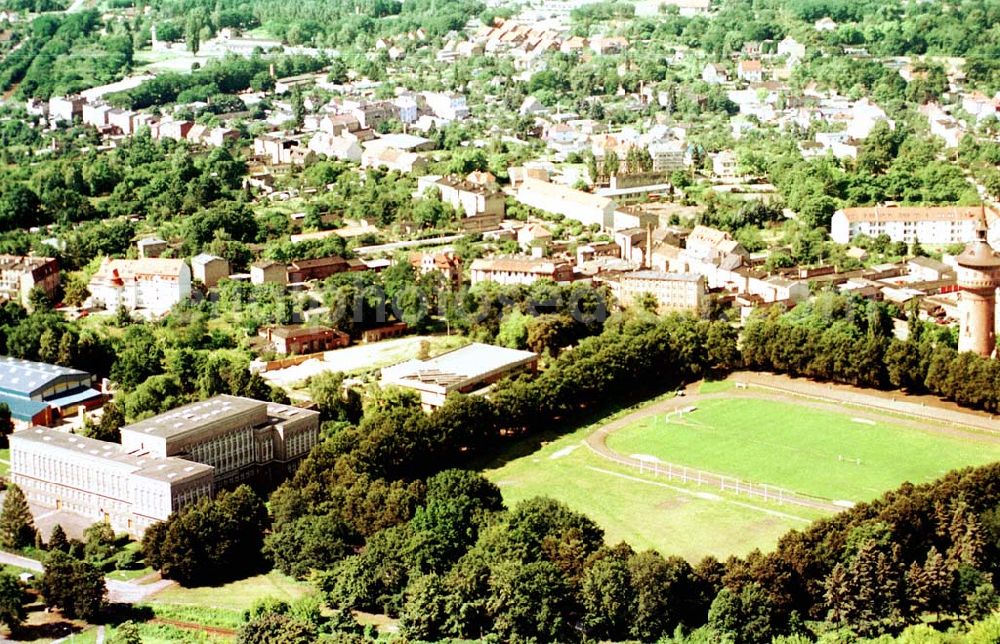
[0,550,174,603]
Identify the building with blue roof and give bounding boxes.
[0,356,103,426]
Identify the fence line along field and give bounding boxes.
[484,423,828,562]
[605,396,1000,502]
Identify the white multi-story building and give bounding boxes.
[648,141,687,172]
[776,37,805,64]
[394,95,419,124]
[830,206,987,245]
[88,258,191,315]
[618,271,705,312]
[48,96,86,124]
[961,92,1000,123]
[422,92,469,121]
[11,395,319,537]
[516,178,619,230]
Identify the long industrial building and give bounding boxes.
[10,395,320,536]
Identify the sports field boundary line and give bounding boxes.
[734,373,1000,435]
[582,435,845,513]
[583,466,814,523]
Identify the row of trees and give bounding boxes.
[742,292,1000,415]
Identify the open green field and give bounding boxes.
[606,397,1000,502]
[149,571,310,613]
[484,416,825,561]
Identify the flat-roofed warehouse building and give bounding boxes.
[10,395,320,537]
[381,343,538,410]
[0,357,104,427]
[10,428,213,536]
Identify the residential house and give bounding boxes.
[776,37,805,64]
[259,325,349,355]
[319,114,361,136]
[361,147,427,175]
[48,96,86,124]
[469,257,574,286]
[560,36,588,55]
[712,150,740,180]
[417,174,505,232]
[422,92,469,121]
[410,252,462,289]
[308,133,362,162]
[0,255,59,307]
[250,261,287,285]
[107,109,135,135]
[82,103,112,128]
[961,92,1000,123]
[286,256,365,283]
[191,254,230,287]
[814,17,838,31]
[137,237,168,259]
[517,223,553,249]
[702,63,729,84]
[686,225,749,264]
[845,98,892,139]
[205,127,239,147]
[254,133,304,165]
[737,59,764,83]
[394,95,419,124]
[648,140,688,172]
[590,36,628,55]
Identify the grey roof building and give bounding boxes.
[0,357,103,425]
[11,394,320,537]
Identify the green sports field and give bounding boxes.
[606,397,1000,502]
[484,421,827,561]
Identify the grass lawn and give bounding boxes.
[149,571,310,614]
[0,448,9,477]
[606,397,1000,502]
[483,417,824,561]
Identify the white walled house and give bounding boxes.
[88,258,191,315]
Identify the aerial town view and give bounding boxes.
[4,0,1000,641]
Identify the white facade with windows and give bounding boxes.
[11,395,319,537]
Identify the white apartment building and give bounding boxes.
[422,92,470,121]
[88,258,192,315]
[648,141,688,172]
[830,206,987,245]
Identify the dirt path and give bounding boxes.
[584,374,1000,514]
[150,617,236,636]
